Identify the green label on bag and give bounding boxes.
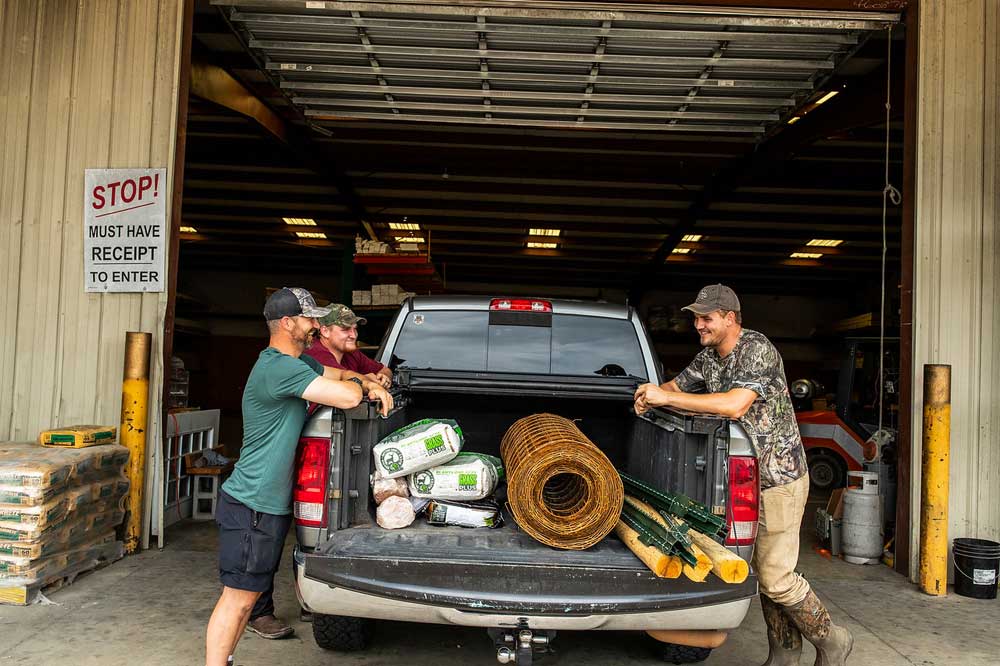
[458,473,478,490]
[424,434,445,455]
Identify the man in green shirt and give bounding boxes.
[205,287,393,666]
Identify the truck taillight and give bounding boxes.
[294,437,330,528]
[725,455,759,546]
[489,298,552,313]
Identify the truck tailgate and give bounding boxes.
[303,523,756,615]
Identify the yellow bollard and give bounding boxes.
[121,332,152,555]
[919,364,951,596]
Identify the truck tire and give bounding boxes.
[312,614,373,652]
[807,450,847,491]
[657,643,713,664]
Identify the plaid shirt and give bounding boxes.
[673,328,808,489]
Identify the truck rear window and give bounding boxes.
[389,310,648,379]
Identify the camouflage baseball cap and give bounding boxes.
[318,304,367,328]
[682,284,741,315]
[263,287,332,320]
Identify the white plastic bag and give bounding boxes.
[372,419,463,479]
[376,495,415,529]
[408,453,503,501]
[371,473,409,505]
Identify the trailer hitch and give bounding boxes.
[488,619,556,665]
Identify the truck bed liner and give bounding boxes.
[317,521,644,569]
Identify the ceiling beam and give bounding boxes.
[190,42,376,239]
[631,50,906,301]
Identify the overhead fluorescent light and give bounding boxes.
[790,252,823,259]
[529,228,561,237]
[672,248,692,254]
[390,222,421,231]
[180,226,197,233]
[815,90,839,105]
[787,116,801,125]
[296,231,327,239]
[283,217,316,226]
[681,234,702,242]
[527,242,558,249]
[395,236,425,243]
[806,239,844,247]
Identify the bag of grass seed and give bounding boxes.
[372,419,464,479]
[408,452,504,501]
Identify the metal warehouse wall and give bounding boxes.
[911,0,1000,579]
[0,0,184,533]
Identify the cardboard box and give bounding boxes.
[372,284,400,306]
[826,488,846,521]
[352,290,371,306]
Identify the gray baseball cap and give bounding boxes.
[682,284,741,315]
[263,287,332,320]
[318,304,367,328]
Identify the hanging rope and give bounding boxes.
[879,25,901,442]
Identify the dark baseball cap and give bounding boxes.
[318,304,367,328]
[263,287,332,321]
[682,284,741,315]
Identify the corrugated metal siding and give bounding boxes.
[911,0,1000,579]
[0,0,183,543]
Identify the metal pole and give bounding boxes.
[121,331,152,555]
[919,363,950,596]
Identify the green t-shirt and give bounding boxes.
[223,347,324,515]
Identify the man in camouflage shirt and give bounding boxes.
[634,285,853,666]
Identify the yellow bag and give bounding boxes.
[39,426,117,449]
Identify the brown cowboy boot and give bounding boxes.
[760,594,802,665]
[784,590,853,666]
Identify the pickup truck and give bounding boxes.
[291,296,760,664]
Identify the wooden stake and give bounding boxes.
[615,520,683,578]
[624,495,711,582]
[681,521,750,584]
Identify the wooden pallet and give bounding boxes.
[0,541,123,606]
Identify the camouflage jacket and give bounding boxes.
[673,328,808,489]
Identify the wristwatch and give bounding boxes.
[347,377,364,389]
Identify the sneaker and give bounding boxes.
[245,615,294,640]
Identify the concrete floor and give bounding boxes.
[2,494,997,665]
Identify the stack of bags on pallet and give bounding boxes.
[371,419,505,530]
[0,435,130,603]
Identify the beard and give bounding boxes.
[291,326,313,352]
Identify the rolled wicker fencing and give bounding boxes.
[500,413,624,550]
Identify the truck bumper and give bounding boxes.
[293,546,754,632]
